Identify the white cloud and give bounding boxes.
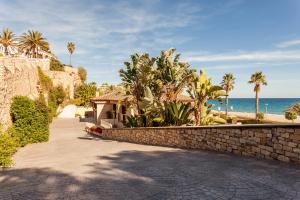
[277,39,300,48]
[184,50,300,62]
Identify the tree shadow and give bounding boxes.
[1,150,300,200]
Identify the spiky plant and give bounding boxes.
[188,69,226,125]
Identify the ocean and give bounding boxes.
[209,98,300,115]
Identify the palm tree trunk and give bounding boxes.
[255,91,259,120]
[4,46,8,56]
[194,108,199,126]
[225,95,229,116]
[69,54,72,66]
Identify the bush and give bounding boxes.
[48,86,67,121]
[257,112,264,121]
[124,116,138,128]
[285,111,297,122]
[74,82,97,107]
[50,58,64,71]
[0,131,19,167]
[10,96,49,146]
[78,66,87,82]
[37,66,53,92]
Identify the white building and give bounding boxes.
[0,43,57,59]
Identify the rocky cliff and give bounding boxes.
[0,57,81,128]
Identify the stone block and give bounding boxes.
[278,155,290,162]
[288,142,297,148]
[293,148,300,154]
[274,144,282,150]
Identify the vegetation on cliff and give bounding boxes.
[74,82,97,107]
[50,58,65,71]
[78,66,87,82]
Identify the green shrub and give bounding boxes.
[257,112,264,121]
[78,66,87,82]
[74,82,97,107]
[50,58,64,71]
[227,116,238,124]
[10,96,49,147]
[48,86,66,121]
[49,85,66,106]
[37,66,53,92]
[285,111,297,122]
[0,132,19,167]
[124,116,138,128]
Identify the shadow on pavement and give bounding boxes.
[1,150,300,200]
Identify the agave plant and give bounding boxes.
[188,69,226,125]
[155,48,194,102]
[124,116,138,128]
[164,102,193,126]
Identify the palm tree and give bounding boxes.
[0,28,16,56]
[119,53,156,117]
[188,69,226,125]
[155,48,194,102]
[221,73,235,117]
[67,42,75,66]
[248,72,267,120]
[19,30,49,58]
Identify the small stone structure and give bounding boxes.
[98,124,300,164]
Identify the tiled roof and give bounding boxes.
[91,92,128,102]
[91,92,193,102]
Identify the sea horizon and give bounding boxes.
[210,98,300,115]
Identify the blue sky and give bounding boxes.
[1,0,300,97]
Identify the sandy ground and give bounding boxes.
[226,111,300,123]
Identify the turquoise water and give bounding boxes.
[209,98,300,115]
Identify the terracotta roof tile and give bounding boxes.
[91,92,127,101]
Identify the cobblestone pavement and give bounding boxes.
[1,118,300,200]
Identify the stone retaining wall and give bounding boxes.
[99,125,300,164]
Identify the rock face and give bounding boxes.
[0,57,81,128]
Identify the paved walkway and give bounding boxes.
[1,118,300,200]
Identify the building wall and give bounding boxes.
[97,125,300,164]
[94,101,129,127]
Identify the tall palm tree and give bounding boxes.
[248,72,267,120]
[67,42,75,66]
[19,30,49,58]
[221,73,235,117]
[0,28,16,56]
